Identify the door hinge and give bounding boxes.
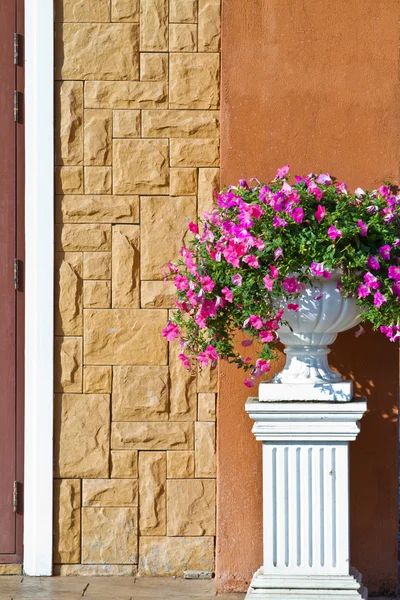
[13,91,19,123]
[13,481,18,513]
[14,259,20,290]
[14,33,19,65]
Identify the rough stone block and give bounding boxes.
[140,0,168,51]
[54,565,137,576]
[111,421,193,450]
[198,0,220,52]
[82,507,138,564]
[54,394,110,478]
[84,109,112,166]
[55,81,83,166]
[139,537,214,576]
[140,196,196,280]
[84,167,112,195]
[142,110,219,138]
[55,0,110,22]
[140,280,176,308]
[169,341,197,421]
[84,308,168,365]
[112,365,168,421]
[197,392,216,421]
[197,363,218,392]
[83,365,112,393]
[111,0,139,21]
[167,451,194,478]
[170,168,197,196]
[140,53,168,81]
[113,110,141,138]
[167,479,215,535]
[55,253,83,336]
[111,450,138,479]
[83,280,111,308]
[54,479,81,564]
[55,23,139,80]
[169,24,197,52]
[170,138,219,167]
[83,479,138,506]
[169,53,220,109]
[85,81,168,109]
[198,167,219,216]
[55,337,83,393]
[113,139,169,195]
[56,195,139,224]
[56,224,112,252]
[139,452,166,535]
[112,225,140,308]
[0,565,23,575]
[169,0,198,23]
[83,252,112,280]
[195,422,216,477]
[55,167,84,195]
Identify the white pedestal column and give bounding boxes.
[245,398,368,599]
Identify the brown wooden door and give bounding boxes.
[0,0,24,563]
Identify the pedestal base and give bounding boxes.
[258,381,353,402]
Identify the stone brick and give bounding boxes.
[169,53,220,109]
[142,110,219,138]
[0,565,22,575]
[55,23,139,81]
[112,422,193,450]
[83,252,112,280]
[112,225,140,308]
[54,565,137,576]
[85,81,168,109]
[167,479,215,535]
[195,422,216,477]
[167,451,194,478]
[84,109,112,166]
[83,280,111,308]
[57,195,139,224]
[169,24,197,52]
[55,167,84,195]
[83,479,138,506]
[84,167,112,194]
[84,309,168,365]
[55,337,83,393]
[55,253,83,336]
[140,0,168,51]
[54,479,81,564]
[198,167,219,216]
[113,139,169,195]
[54,394,110,478]
[55,0,110,22]
[140,53,168,81]
[83,365,112,393]
[56,224,112,251]
[140,280,176,308]
[197,363,218,392]
[197,392,216,421]
[139,452,166,535]
[112,365,168,421]
[140,196,196,279]
[170,168,197,196]
[111,450,138,478]
[139,537,214,576]
[111,0,139,22]
[113,110,141,138]
[169,0,197,23]
[82,507,138,564]
[55,81,83,166]
[170,138,219,167]
[169,341,197,421]
[198,0,220,52]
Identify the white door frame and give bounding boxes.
[23,0,54,576]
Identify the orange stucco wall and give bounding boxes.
[217,0,399,594]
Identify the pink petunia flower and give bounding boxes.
[259,330,274,343]
[263,274,274,292]
[327,225,342,240]
[231,273,243,286]
[249,315,263,329]
[373,291,387,307]
[335,182,348,194]
[276,164,290,179]
[358,284,371,299]
[378,185,390,198]
[205,345,218,361]
[255,359,270,373]
[364,272,381,290]
[366,256,380,270]
[174,275,189,291]
[355,187,365,197]
[388,265,400,281]
[314,205,327,223]
[162,322,180,342]
[242,254,259,268]
[188,221,199,234]
[282,277,301,293]
[221,286,233,302]
[274,247,283,260]
[391,282,400,298]
[379,245,391,260]
[179,353,191,369]
[244,377,256,388]
[357,220,368,237]
[273,215,288,228]
[290,207,304,224]
[287,303,299,311]
[316,173,332,185]
[196,352,209,367]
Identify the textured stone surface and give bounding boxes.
[195,422,216,478]
[55,166,84,194]
[83,280,111,308]
[169,0,198,23]
[83,252,112,280]
[140,280,176,308]
[0,565,23,575]
[167,451,195,479]
[169,24,197,52]
[83,479,138,506]
[139,452,166,535]
[169,53,220,109]
[55,337,83,393]
[83,365,112,394]
[111,450,138,479]
[84,167,112,194]
[82,507,138,564]
[141,196,196,279]
[84,309,168,365]
[111,0,139,22]
[54,394,110,478]
[198,0,220,52]
[112,366,168,421]
[56,224,112,252]
[85,81,168,109]
[55,23,139,80]
[112,422,193,450]
[170,138,219,167]
[55,81,83,166]
[112,225,140,308]
[170,168,197,196]
[198,167,219,216]
[142,110,219,138]
[197,363,218,392]
[84,110,112,166]
[167,479,215,536]
[197,392,216,421]
[139,537,214,576]
[55,0,110,22]
[57,195,139,223]
[113,139,169,195]
[140,53,168,81]
[54,479,81,564]
[55,253,83,336]
[54,564,137,576]
[169,342,197,421]
[113,110,141,138]
[140,0,168,51]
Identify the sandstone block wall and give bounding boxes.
[54,0,220,575]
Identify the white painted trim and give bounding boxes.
[23,0,54,576]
